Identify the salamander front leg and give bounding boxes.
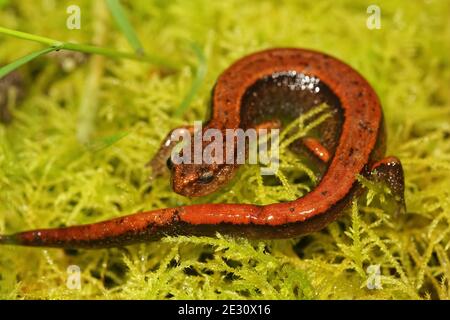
[147,125,195,179]
[369,156,406,214]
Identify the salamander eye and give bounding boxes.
[198,171,214,184]
[166,157,174,170]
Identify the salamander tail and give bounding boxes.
[0,234,17,245]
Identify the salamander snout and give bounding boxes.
[171,163,237,197]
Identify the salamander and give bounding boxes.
[0,48,405,249]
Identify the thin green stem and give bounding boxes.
[173,44,207,117]
[105,0,145,54]
[0,47,56,78]
[0,26,63,47]
[0,26,179,69]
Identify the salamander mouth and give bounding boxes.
[172,164,236,197]
[172,178,221,197]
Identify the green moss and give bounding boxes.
[0,0,449,299]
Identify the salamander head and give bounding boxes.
[170,161,237,197]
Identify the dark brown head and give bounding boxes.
[156,125,239,197]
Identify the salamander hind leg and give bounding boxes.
[301,137,330,163]
[369,156,406,214]
[255,120,331,163]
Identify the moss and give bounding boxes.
[0,0,449,299]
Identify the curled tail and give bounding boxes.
[0,200,347,249]
[0,204,269,249]
[0,207,184,249]
[0,205,256,249]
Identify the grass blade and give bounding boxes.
[85,131,129,152]
[0,46,56,79]
[174,44,207,117]
[0,26,179,69]
[105,0,145,54]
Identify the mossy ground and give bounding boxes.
[0,0,449,299]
